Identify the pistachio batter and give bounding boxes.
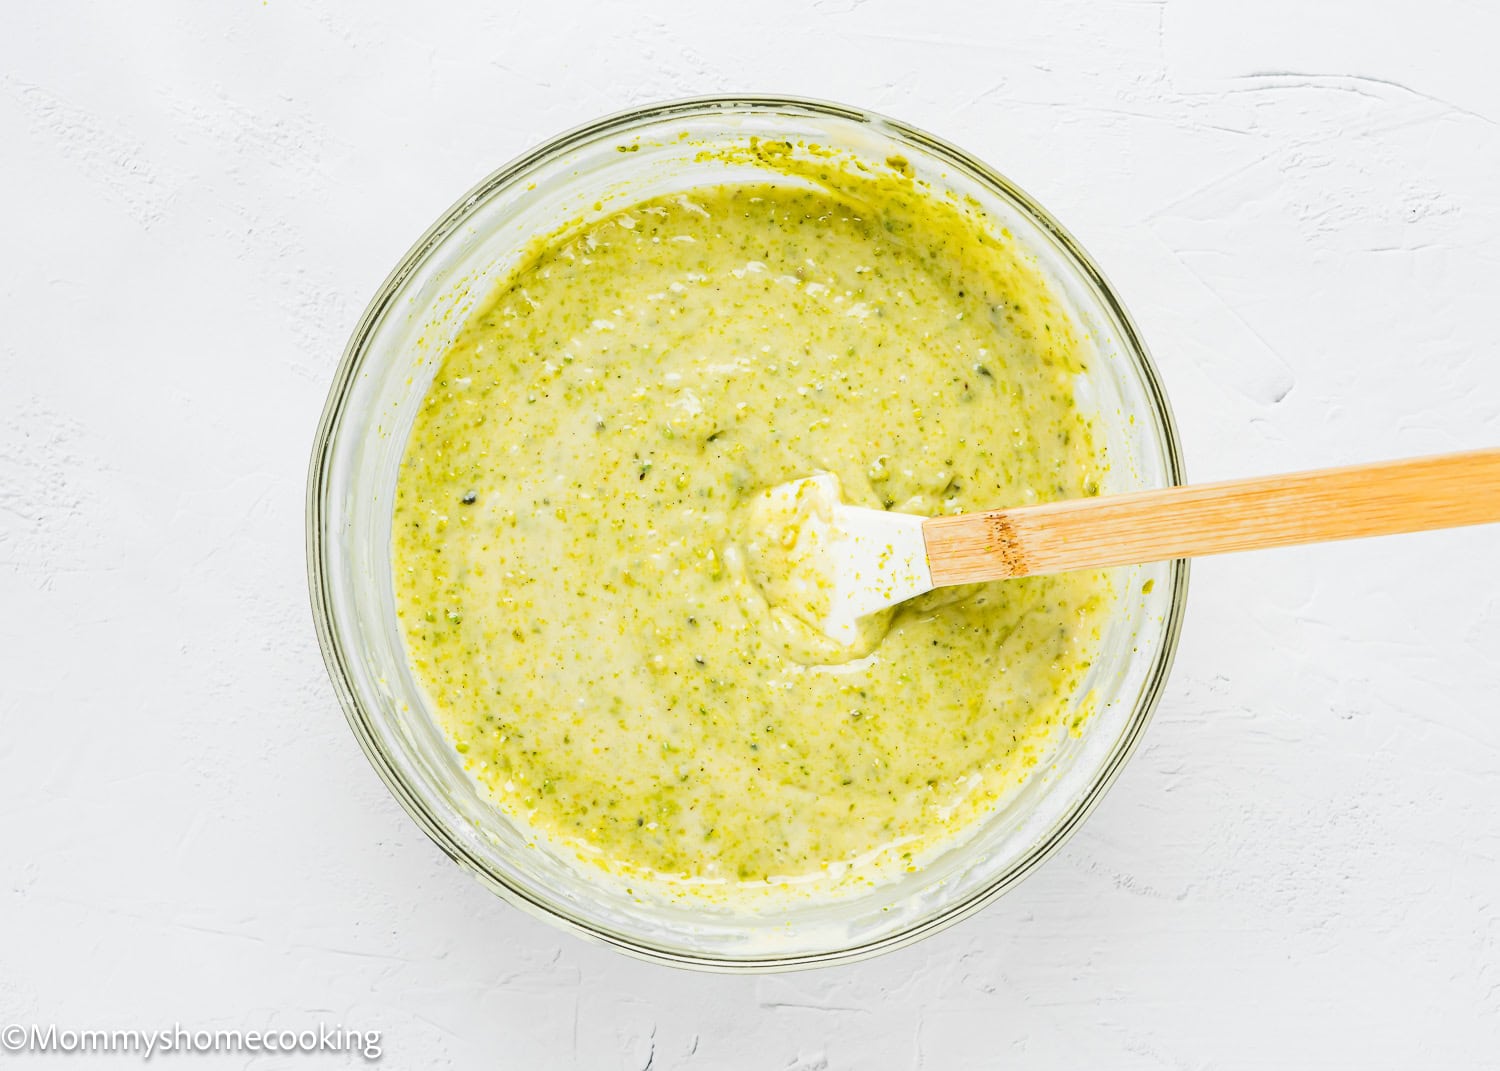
[393,157,1114,902]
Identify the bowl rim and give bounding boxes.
[306,93,1189,972]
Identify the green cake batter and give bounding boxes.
[392,156,1114,902]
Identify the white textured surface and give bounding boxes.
[3,1,1499,1065]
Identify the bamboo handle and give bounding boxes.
[922,448,1500,585]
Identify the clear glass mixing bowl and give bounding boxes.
[307,96,1187,971]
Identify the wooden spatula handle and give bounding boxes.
[923,448,1500,585]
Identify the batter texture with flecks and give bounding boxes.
[392,160,1115,903]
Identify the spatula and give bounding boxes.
[747,448,1500,646]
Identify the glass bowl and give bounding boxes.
[307,95,1187,971]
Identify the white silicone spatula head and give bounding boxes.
[737,473,932,647]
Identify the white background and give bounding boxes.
[3,1,1499,1067]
